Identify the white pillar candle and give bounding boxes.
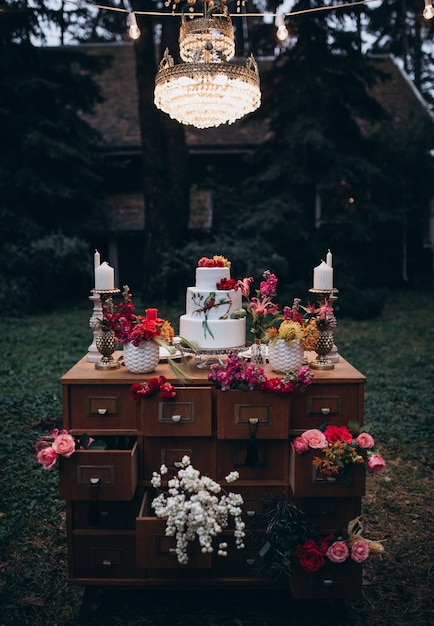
[94,249,101,271]
[313,260,333,290]
[326,249,332,267]
[95,261,114,290]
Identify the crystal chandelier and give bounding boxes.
[154,1,261,129]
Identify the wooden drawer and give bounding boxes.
[66,385,138,430]
[290,383,363,433]
[290,560,362,599]
[71,495,140,530]
[289,444,366,498]
[141,387,212,437]
[216,440,288,482]
[290,496,361,533]
[59,442,138,501]
[142,437,216,481]
[72,532,140,580]
[136,492,212,569]
[212,533,260,579]
[217,390,290,439]
[229,485,289,520]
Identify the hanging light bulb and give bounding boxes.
[423,0,434,18]
[128,12,141,40]
[276,15,288,42]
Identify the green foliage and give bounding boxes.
[0,232,93,314]
[365,0,434,101]
[337,286,387,320]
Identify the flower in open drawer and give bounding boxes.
[292,421,386,486]
[150,456,245,565]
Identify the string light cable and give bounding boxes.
[16,0,434,29]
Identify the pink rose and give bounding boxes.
[367,453,386,473]
[52,433,76,458]
[351,540,370,563]
[356,432,375,449]
[326,540,349,564]
[37,446,59,470]
[293,436,309,454]
[302,429,328,449]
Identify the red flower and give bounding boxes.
[296,539,326,572]
[130,376,177,401]
[159,382,176,398]
[216,278,238,290]
[324,425,353,444]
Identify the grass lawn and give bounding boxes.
[0,288,433,625]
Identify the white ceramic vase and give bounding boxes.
[123,340,160,374]
[268,339,304,373]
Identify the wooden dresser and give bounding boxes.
[60,353,366,600]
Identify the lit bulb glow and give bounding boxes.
[423,0,434,19]
[128,12,141,40]
[276,15,288,42]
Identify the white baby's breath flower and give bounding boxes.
[160,464,168,475]
[151,472,161,488]
[150,458,244,564]
[225,470,239,483]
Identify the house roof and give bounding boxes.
[79,44,432,154]
[366,54,433,126]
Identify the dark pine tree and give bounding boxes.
[240,1,391,287]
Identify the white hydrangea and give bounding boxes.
[151,459,245,564]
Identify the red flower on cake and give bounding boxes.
[216,278,238,290]
[197,255,230,268]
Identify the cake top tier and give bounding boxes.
[195,256,234,290]
[195,267,231,289]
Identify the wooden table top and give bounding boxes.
[61,351,366,386]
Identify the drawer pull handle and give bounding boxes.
[171,415,182,423]
[246,510,256,517]
[320,407,330,415]
[102,559,112,567]
[90,478,100,485]
[98,408,107,415]
[246,558,255,565]
[169,548,177,555]
[248,417,259,425]
[323,579,333,586]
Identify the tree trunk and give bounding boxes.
[131,2,190,299]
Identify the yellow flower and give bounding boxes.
[278,320,303,342]
[301,319,319,350]
[264,326,278,342]
[160,320,175,343]
[213,255,231,268]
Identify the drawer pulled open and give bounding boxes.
[136,491,212,569]
[289,444,366,498]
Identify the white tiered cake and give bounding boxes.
[179,257,246,350]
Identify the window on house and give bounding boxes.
[188,187,213,230]
[315,180,357,227]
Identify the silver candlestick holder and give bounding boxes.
[308,288,339,370]
[92,288,121,371]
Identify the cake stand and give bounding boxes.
[181,345,250,369]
